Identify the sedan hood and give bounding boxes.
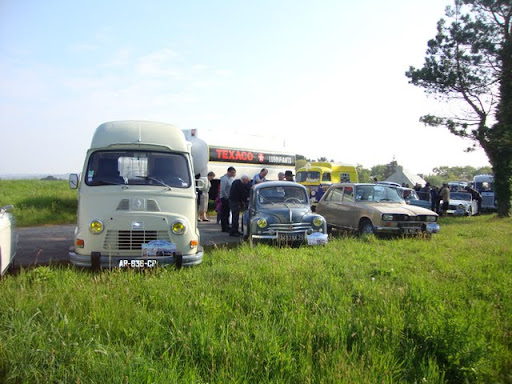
[368,203,437,216]
[257,206,311,223]
[450,199,470,206]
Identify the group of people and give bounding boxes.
[216,167,295,236]
[408,182,482,216]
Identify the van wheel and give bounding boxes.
[359,219,375,236]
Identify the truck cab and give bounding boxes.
[69,120,204,268]
[296,162,358,210]
[473,174,496,211]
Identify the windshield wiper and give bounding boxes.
[136,176,172,189]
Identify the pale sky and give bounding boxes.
[0,0,491,176]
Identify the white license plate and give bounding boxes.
[118,259,157,268]
[278,234,304,241]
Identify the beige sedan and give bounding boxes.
[316,183,440,236]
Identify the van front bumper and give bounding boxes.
[69,246,203,268]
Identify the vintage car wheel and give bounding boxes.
[359,219,375,236]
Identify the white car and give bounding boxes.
[0,205,16,276]
[446,192,479,216]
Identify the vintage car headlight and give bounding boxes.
[312,217,324,227]
[311,190,317,196]
[425,216,437,222]
[382,214,394,221]
[171,220,186,235]
[257,218,268,228]
[89,220,104,234]
[458,204,467,210]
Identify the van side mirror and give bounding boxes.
[69,174,80,189]
[195,178,205,190]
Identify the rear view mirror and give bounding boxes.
[69,174,80,189]
[195,178,205,190]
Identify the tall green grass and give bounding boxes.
[0,216,511,383]
[0,180,77,226]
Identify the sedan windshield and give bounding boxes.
[257,186,308,205]
[355,185,403,203]
[85,150,191,187]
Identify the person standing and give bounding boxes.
[220,167,236,232]
[284,170,294,181]
[278,172,285,181]
[439,183,450,216]
[430,186,439,213]
[229,175,251,236]
[198,171,215,221]
[252,168,268,184]
[420,182,431,201]
[466,186,482,214]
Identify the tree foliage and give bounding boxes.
[406,0,512,217]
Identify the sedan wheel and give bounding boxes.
[359,220,375,236]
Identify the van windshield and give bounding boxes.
[85,151,191,188]
[296,171,320,182]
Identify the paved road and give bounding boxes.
[15,219,242,268]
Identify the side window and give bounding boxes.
[330,187,343,203]
[322,173,331,182]
[343,186,354,202]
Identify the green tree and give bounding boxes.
[406,0,512,217]
[356,164,372,183]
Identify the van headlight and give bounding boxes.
[171,220,186,235]
[89,220,104,234]
[313,217,324,227]
[257,218,267,228]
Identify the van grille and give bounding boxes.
[116,199,130,210]
[103,230,170,250]
[146,200,160,211]
[116,199,161,211]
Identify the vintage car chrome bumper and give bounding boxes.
[252,230,308,242]
[69,247,203,268]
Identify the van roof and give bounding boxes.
[90,120,189,152]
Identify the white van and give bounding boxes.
[69,121,204,268]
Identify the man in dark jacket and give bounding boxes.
[229,175,251,236]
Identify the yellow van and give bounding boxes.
[69,121,204,269]
[296,162,358,209]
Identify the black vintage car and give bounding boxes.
[242,181,328,246]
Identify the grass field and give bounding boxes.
[0,180,77,227]
[1,214,511,383]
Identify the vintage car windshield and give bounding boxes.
[257,186,309,206]
[85,150,191,187]
[450,192,472,201]
[355,185,403,203]
[296,171,320,183]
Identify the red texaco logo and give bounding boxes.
[257,153,265,162]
